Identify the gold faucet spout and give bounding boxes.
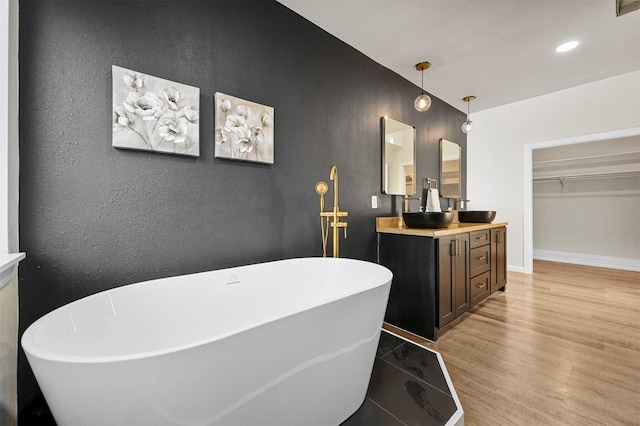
[329,165,338,212]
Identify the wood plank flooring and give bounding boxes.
[384,260,640,426]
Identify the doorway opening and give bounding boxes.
[523,126,640,273]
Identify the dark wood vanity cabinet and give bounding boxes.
[377,218,508,341]
[490,226,507,293]
[438,234,469,328]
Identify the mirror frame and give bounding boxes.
[381,116,417,196]
[440,138,462,199]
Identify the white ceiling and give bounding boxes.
[278,0,640,112]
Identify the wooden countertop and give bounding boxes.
[376,216,508,237]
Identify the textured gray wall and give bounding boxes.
[17,0,467,416]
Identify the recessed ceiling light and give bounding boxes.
[556,41,579,53]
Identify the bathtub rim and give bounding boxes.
[22,257,393,365]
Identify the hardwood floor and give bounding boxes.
[384,260,640,426]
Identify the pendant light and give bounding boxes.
[461,96,476,133]
[414,62,432,112]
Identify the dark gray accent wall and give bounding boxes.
[17,0,467,416]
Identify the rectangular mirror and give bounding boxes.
[382,116,416,195]
[440,138,461,198]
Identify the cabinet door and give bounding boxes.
[438,234,470,327]
[454,233,470,316]
[438,236,456,328]
[490,227,507,293]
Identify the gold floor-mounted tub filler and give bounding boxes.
[315,165,348,258]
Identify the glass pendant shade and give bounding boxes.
[461,95,476,134]
[461,120,474,133]
[414,62,431,112]
[414,93,432,112]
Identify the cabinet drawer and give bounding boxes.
[470,230,490,248]
[470,245,490,277]
[470,271,490,307]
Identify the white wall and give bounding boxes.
[1,0,20,424]
[534,176,639,267]
[0,272,19,425]
[467,71,640,273]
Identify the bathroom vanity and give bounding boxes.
[376,217,507,341]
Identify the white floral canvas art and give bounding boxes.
[215,92,274,164]
[112,65,200,157]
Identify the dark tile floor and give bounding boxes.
[20,330,459,426]
[342,330,459,426]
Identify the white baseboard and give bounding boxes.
[533,249,640,272]
[507,265,527,274]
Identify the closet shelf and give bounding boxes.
[533,170,640,182]
[533,151,640,166]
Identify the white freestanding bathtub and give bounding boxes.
[22,257,392,426]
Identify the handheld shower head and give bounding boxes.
[315,181,328,195]
[315,181,328,212]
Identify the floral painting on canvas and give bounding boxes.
[112,65,200,157]
[215,92,274,164]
